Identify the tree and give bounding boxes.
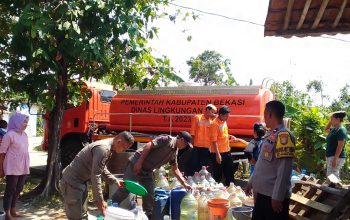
[306,80,327,106]
[0,3,28,110]
[270,81,311,110]
[293,107,328,175]
[186,50,236,86]
[330,84,350,113]
[0,0,177,198]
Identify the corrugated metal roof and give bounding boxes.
[264,0,350,37]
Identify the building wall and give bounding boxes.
[1,105,39,137]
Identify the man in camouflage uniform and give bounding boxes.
[246,100,296,220]
[60,131,134,220]
[112,131,193,219]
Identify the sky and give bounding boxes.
[148,0,350,106]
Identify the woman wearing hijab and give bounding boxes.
[0,112,29,220]
[324,111,348,179]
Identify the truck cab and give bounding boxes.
[42,82,115,168]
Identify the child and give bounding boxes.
[244,122,266,175]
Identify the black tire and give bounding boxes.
[60,138,84,169]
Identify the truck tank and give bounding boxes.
[108,86,273,138]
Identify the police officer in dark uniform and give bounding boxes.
[246,100,295,220]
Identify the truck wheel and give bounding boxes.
[60,138,84,169]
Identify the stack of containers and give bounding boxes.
[154,166,255,220]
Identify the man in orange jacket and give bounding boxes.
[187,104,217,176]
[209,105,238,186]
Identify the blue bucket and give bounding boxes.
[170,187,187,220]
[155,187,170,196]
[154,194,170,220]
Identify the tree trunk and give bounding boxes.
[22,60,68,199]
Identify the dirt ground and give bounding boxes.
[0,198,100,220]
[0,179,100,220]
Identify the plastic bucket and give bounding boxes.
[207,198,230,220]
[105,207,134,220]
[170,187,187,220]
[155,187,170,196]
[154,194,170,220]
[0,211,5,220]
[231,206,253,220]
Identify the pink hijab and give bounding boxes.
[7,112,29,132]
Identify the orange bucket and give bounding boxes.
[207,198,230,220]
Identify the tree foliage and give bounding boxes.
[271,81,311,111]
[306,80,327,106]
[293,107,328,175]
[0,0,178,197]
[186,50,236,86]
[2,0,179,108]
[0,2,27,109]
[330,84,350,113]
[272,80,349,179]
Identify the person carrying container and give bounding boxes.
[111,131,193,219]
[244,122,266,176]
[59,131,134,220]
[187,104,217,176]
[246,100,296,220]
[209,105,238,186]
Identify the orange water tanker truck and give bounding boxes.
[42,83,273,168]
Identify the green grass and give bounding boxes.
[22,177,41,194]
[1,175,111,212]
[22,177,63,208]
[1,176,63,209]
[30,193,63,209]
[1,177,40,198]
[33,145,43,151]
